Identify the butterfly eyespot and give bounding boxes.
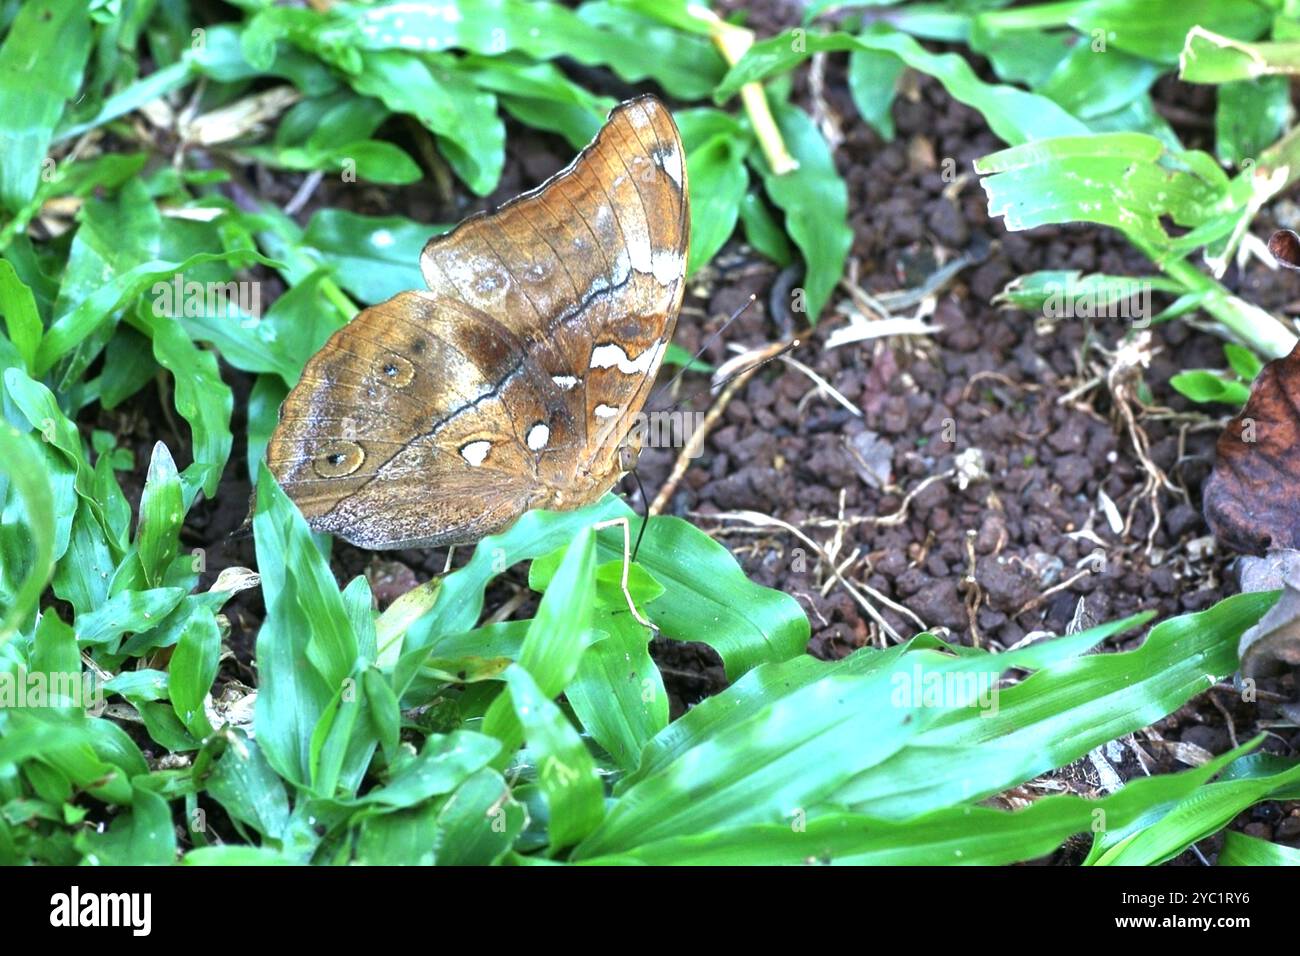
[377,353,414,387]
[313,440,364,478]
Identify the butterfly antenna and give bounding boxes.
[648,293,756,411]
[629,467,651,562]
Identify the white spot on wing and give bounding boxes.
[624,222,653,273]
[527,423,550,451]
[552,375,579,390]
[657,145,683,188]
[594,404,621,419]
[460,440,491,467]
[651,248,683,285]
[590,342,656,374]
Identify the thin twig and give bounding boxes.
[696,509,927,640]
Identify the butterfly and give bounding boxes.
[266,95,689,549]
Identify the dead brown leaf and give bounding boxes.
[1269,228,1300,271]
[1202,340,1300,554]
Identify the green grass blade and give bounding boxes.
[1217,830,1300,865]
[0,0,93,211]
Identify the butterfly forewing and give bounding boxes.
[267,95,689,549]
[418,95,689,485]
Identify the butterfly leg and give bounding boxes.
[593,517,655,632]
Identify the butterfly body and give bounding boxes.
[267,96,689,549]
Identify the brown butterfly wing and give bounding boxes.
[266,292,551,548]
[418,94,689,489]
[266,96,688,549]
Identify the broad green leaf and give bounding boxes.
[976,133,1231,253]
[565,610,667,771]
[350,51,505,196]
[96,326,158,410]
[527,549,664,610]
[1035,43,1160,119]
[128,306,233,499]
[1169,370,1250,406]
[992,270,1181,312]
[36,248,277,375]
[72,587,186,650]
[302,209,443,305]
[968,22,1074,88]
[135,442,184,588]
[182,846,298,865]
[394,497,630,693]
[482,528,597,755]
[253,468,357,788]
[574,654,930,858]
[835,591,1274,819]
[1223,343,1262,381]
[242,138,422,186]
[28,612,83,712]
[1180,26,1298,82]
[0,259,41,372]
[247,374,288,477]
[716,26,1088,146]
[102,670,169,702]
[980,0,1273,66]
[78,786,175,865]
[334,0,725,100]
[3,367,108,539]
[433,767,525,865]
[847,47,905,140]
[205,735,292,844]
[738,191,794,267]
[583,746,1250,864]
[679,111,750,277]
[752,101,851,322]
[619,615,1141,795]
[1091,756,1300,865]
[277,89,387,149]
[358,731,500,809]
[597,510,809,681]
[504,665,604,850]
[573,1,725,99]
[1076,0,1271,64]
[185,268,344,387]
[0,0,93,211]
[362,667,400,762]
[0,425,54,643]
[355,804,440,864]
[464,56,613,149]
[1215,76,1290,167]
[169,613,220,738]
